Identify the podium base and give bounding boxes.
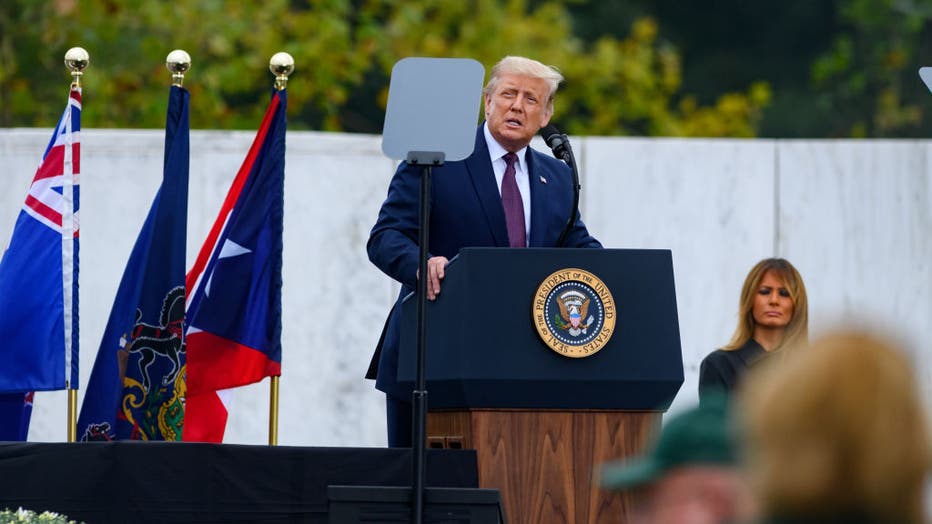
[327,485,506,523]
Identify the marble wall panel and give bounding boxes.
[2,130,929,443]
[258,132,396,446]
[582,137,776,412]
[777,140,932,391]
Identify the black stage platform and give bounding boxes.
[0,442,478,523]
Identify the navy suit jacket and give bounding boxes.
[366,125,602,399]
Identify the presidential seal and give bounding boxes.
[533,268,616,358]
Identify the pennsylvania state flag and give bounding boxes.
[183,89,285,442]
[77,85,189,441]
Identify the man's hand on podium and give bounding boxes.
[417,256,449,301]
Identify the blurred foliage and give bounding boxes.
[553,18,769,136]
[2,0,767,136]
[13,0,932,138]
[810,0,932,137]
[569,0,932,138]
[0,0,376,131]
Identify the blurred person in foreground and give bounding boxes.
[600,396,753,524]
[699,258,808,404]
[739,330,931,524]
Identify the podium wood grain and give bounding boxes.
[428,410,660,524]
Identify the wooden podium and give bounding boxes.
[426,410,659,524]
[399,248,683,524]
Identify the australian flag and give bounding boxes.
[0,88,80,439]
[182,89,285,442]
[77,85,189,442]
[0,392,34,441]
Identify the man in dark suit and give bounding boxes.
[367,55,602,446]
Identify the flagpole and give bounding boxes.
[269,376,279,445]
[64,46,88,443]
[266,52,292,447]
[67,390,77,442]
[166,50,191,88]
[65,47,89,90]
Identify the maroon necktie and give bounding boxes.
[501,152,526,248]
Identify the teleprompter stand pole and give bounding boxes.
[409,150,444,524]
[324,150,505,523]
[326,57,503,524]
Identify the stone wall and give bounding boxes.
[1,129,928,444]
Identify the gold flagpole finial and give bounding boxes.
[64,47,89,89]
[269,52,294,91]
[166,50,192,87]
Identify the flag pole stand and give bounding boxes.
[269,376,280,445]
[63,47,87,445]
[67,389,77,442]
[265,54,292,449]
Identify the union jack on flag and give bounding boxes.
[0,88,81,394]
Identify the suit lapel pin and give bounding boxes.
[539,175,547,184]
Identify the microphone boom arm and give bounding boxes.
[557,143,580,248]
[541,125,580,247]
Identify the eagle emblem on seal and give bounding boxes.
[555,290,594,336]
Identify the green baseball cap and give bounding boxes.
[600,398,737,490]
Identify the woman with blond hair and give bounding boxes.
[698,258,808,403]
[739,330,930,524]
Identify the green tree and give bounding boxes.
[0,0,376,130]
[0,0,768,137]
[811,0,932,137]
[569,0,932,138]
[554,18,770,136]
[349,0,769,136]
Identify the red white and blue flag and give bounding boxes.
[77,85,189,441]
[0,88,81,401]
[0,392,34,441]
[183,89,286,442]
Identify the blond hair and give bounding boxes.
[483,56,563,111]
[723,258,808,353]
[739,331,931,523]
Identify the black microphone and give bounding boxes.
[540,125,572,163]
[539,124,580,247]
